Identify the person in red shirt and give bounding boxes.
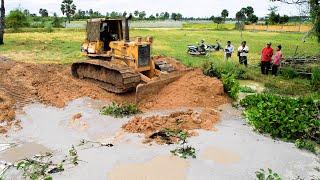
[261,42,274,75]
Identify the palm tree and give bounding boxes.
[0,0,5,45]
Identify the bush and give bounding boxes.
[240,94,320,144]
[44,24,54,33]
[222,73,240,100]
[203,61,244,100]
[280,67,299,79]
[239,86,256,93]
[311,67,320,90]
[100,102,140,118]
[6,9,30,31]
[295,139,318,154]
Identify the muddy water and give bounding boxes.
[201,146,241,165]
[0,142,51,162]
[0,98,318,180]
[108,155,189,180]
[239,80,265,93]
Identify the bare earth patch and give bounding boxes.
[122,109,219,144]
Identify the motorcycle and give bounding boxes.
[187,43,208,56]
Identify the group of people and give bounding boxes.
[223,41,283,75]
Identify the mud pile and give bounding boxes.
[141,68,228,110]
[0,92,18,134]
[122,109,219,144]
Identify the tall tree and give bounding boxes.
[61,0,76,23]
[221,9,229,22]
[39,8,49,17]
[271,0,320,42]
[0,0,4,45]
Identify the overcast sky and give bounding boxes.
[6,0,304,18]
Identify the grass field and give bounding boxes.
[1,28,319,65]
[1,28,319,97]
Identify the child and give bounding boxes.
[272,45,282,76]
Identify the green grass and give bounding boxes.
[182,22,235,30]
[0,28,319,97]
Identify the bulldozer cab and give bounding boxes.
[86,19,124,51]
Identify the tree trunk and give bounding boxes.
[0,0,5,45]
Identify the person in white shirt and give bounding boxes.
[237,41,249,67]
[224,41,234,60]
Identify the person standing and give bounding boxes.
[272,45,282,76]
[224,41,234,60]
[237,41,249,67]
[261,42,274,75]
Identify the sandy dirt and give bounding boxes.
[0,56,227,134]
[141,68,228,110]
[122,109,219,144]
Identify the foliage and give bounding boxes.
[280,67,299,79]
[6,9,30,31]
[44,23,53,33]
[240,94,320,145]
[171,146,197,159]
[239,86,256,93]
[61,0,76,23]
[39,8,49,17]
[100,102,140,118]
[267,11,290,25]
[221,9,229,22]
[255,168,281,180]
[236,6,259,24]
[1,146,80,180]
[311,67,320,90]
[52,13,63,28]
[222,73,240,100]
[295,139,319,154]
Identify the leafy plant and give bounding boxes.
[311,67,320,90]
[221,73,240,100]
[171,146,196,159]
[239,86,256,93]
[280,67,299,79]
[255,168,281,180]
[295,139,319,154]
[1,146,80,179]
[240,94,320,152]
[100,102,140,118]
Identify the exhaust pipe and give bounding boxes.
[124,15,132,42]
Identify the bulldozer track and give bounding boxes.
[71,60,141,93]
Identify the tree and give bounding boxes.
[221,9,229,22]
[149,15,156,20]
[138,11,146,19]
[245,6,254,17]
[0,0,4,45]
[271,0,320,42]
[280,15,290,23]
[39,8,48,17]
[52,13,63,28]
[171,13,177,20]
[61,0,76,23]
[164,12,170,19]
[6,9,29,31]
[23,9,30,16]
[134,10,139,18]
[248,14,259,23]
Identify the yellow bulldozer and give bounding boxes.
[71,16,179,101]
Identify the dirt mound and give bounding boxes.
[141,69,228,110]
[153,56,189,71]
[122,109,219,144]
[0,92,19,134]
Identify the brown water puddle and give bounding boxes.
[108,155,189,180]
[0,142,52,162]
[201,146,241,165]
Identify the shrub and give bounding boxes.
[100,102,140,118]
[239,86,256,93]
[295,139,318,154]
[222,73,240,100]
[240,94,320,144]
[44,24,54,33]
[255,168,281,180]
[6,9,30,31]
[280,67,299,79]
[311,67,320,90]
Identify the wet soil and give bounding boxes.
[0,56,228,134]
[122,109,219,144]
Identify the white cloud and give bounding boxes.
[5,0,301,17]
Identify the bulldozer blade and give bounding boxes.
[135,70,189,104]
